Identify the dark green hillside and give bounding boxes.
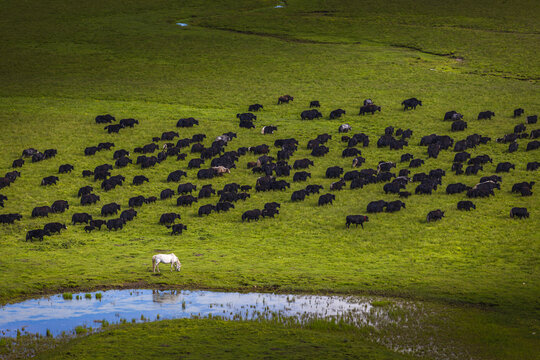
[0,0,539,358]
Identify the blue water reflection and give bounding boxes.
[0,290,376,338]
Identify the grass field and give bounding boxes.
[0,0,539,358]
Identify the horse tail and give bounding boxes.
[152,255,156,271]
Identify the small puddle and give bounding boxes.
[176,23,188,27]
[0,289,466,359]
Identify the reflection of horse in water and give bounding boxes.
[152,290,182,304]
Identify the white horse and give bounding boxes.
[152,253,181,272]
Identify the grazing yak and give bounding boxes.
[212,166,231,175]
[401,98,422,110]
[89,219,106,230]
[119,209,137,225]
[72,213,92,224]
[306,184,324,194]
[309,100,320,108]
[511,182,534,196]
[159,213,181,224]
[115,156,132,168]
[177,195,198,206]
[98,142,115,150]
[58,164,74,173]
[177,183,197,194]
[446,183,470,195]
[301,109,323,120]
[293,158,314,169]
[84,146,99,156]
[81,193,100,205]
[291,190,308,202]
[237,113,257,122]
[106,218,125,231]
[262,207,279,218]
[510,207,529,219]
[527,140,540,151]
[176,117,199,127]
[318,193,336,206]
[330,178,346,190]
[104,124,124,133]
[359,104,381,115]
[44,222,67,234]
[457,201,476,211]
[198,204,216,216]
[0,213,22,224]
[216,202,235,212]
[169,223,187,235]
[242,209,261,221]
[261,126,278,134]
[51,200,69,213]
[409,159,425,168]
[451,120,467,132]
[278,95,294,104]
[133,175,149,185]
[329,109,346,119]
[367,200,387,213]
[426,209,445,223]
[513,108,524,117]
[249,104,263,112]
[444,111,463,121]
[385,200,405,212]
[527,161,539,171]
[495,162,515,173]
[101,203,121,216]
[32,206,52,218]
[339,124,352,133]
[326,166,343,178]
[95,114,115,123]
[342,148,361,158]
[198,187,215,198]
[167,170,188,182]
[345,215,369,229]
[12,159,24,168]
[400,153,414,162]
[26,229,50,242]
[293,171,311,182]
[128,195,146,207]
[41,176,59,186]
[352,157,366,168]
[477,111,495,120]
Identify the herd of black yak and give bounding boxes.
[0,95,537,241]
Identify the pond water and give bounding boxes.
[0,289,466,359]
[176,23,188,27]
[0,289,401,338]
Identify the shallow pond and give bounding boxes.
[1,289,400,338]
[0,289,466,359]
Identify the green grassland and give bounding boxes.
[0,0,539,358]
[10,319,415,360]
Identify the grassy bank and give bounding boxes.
[0,0,539,358]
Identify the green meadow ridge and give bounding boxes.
[0,0,539,358]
